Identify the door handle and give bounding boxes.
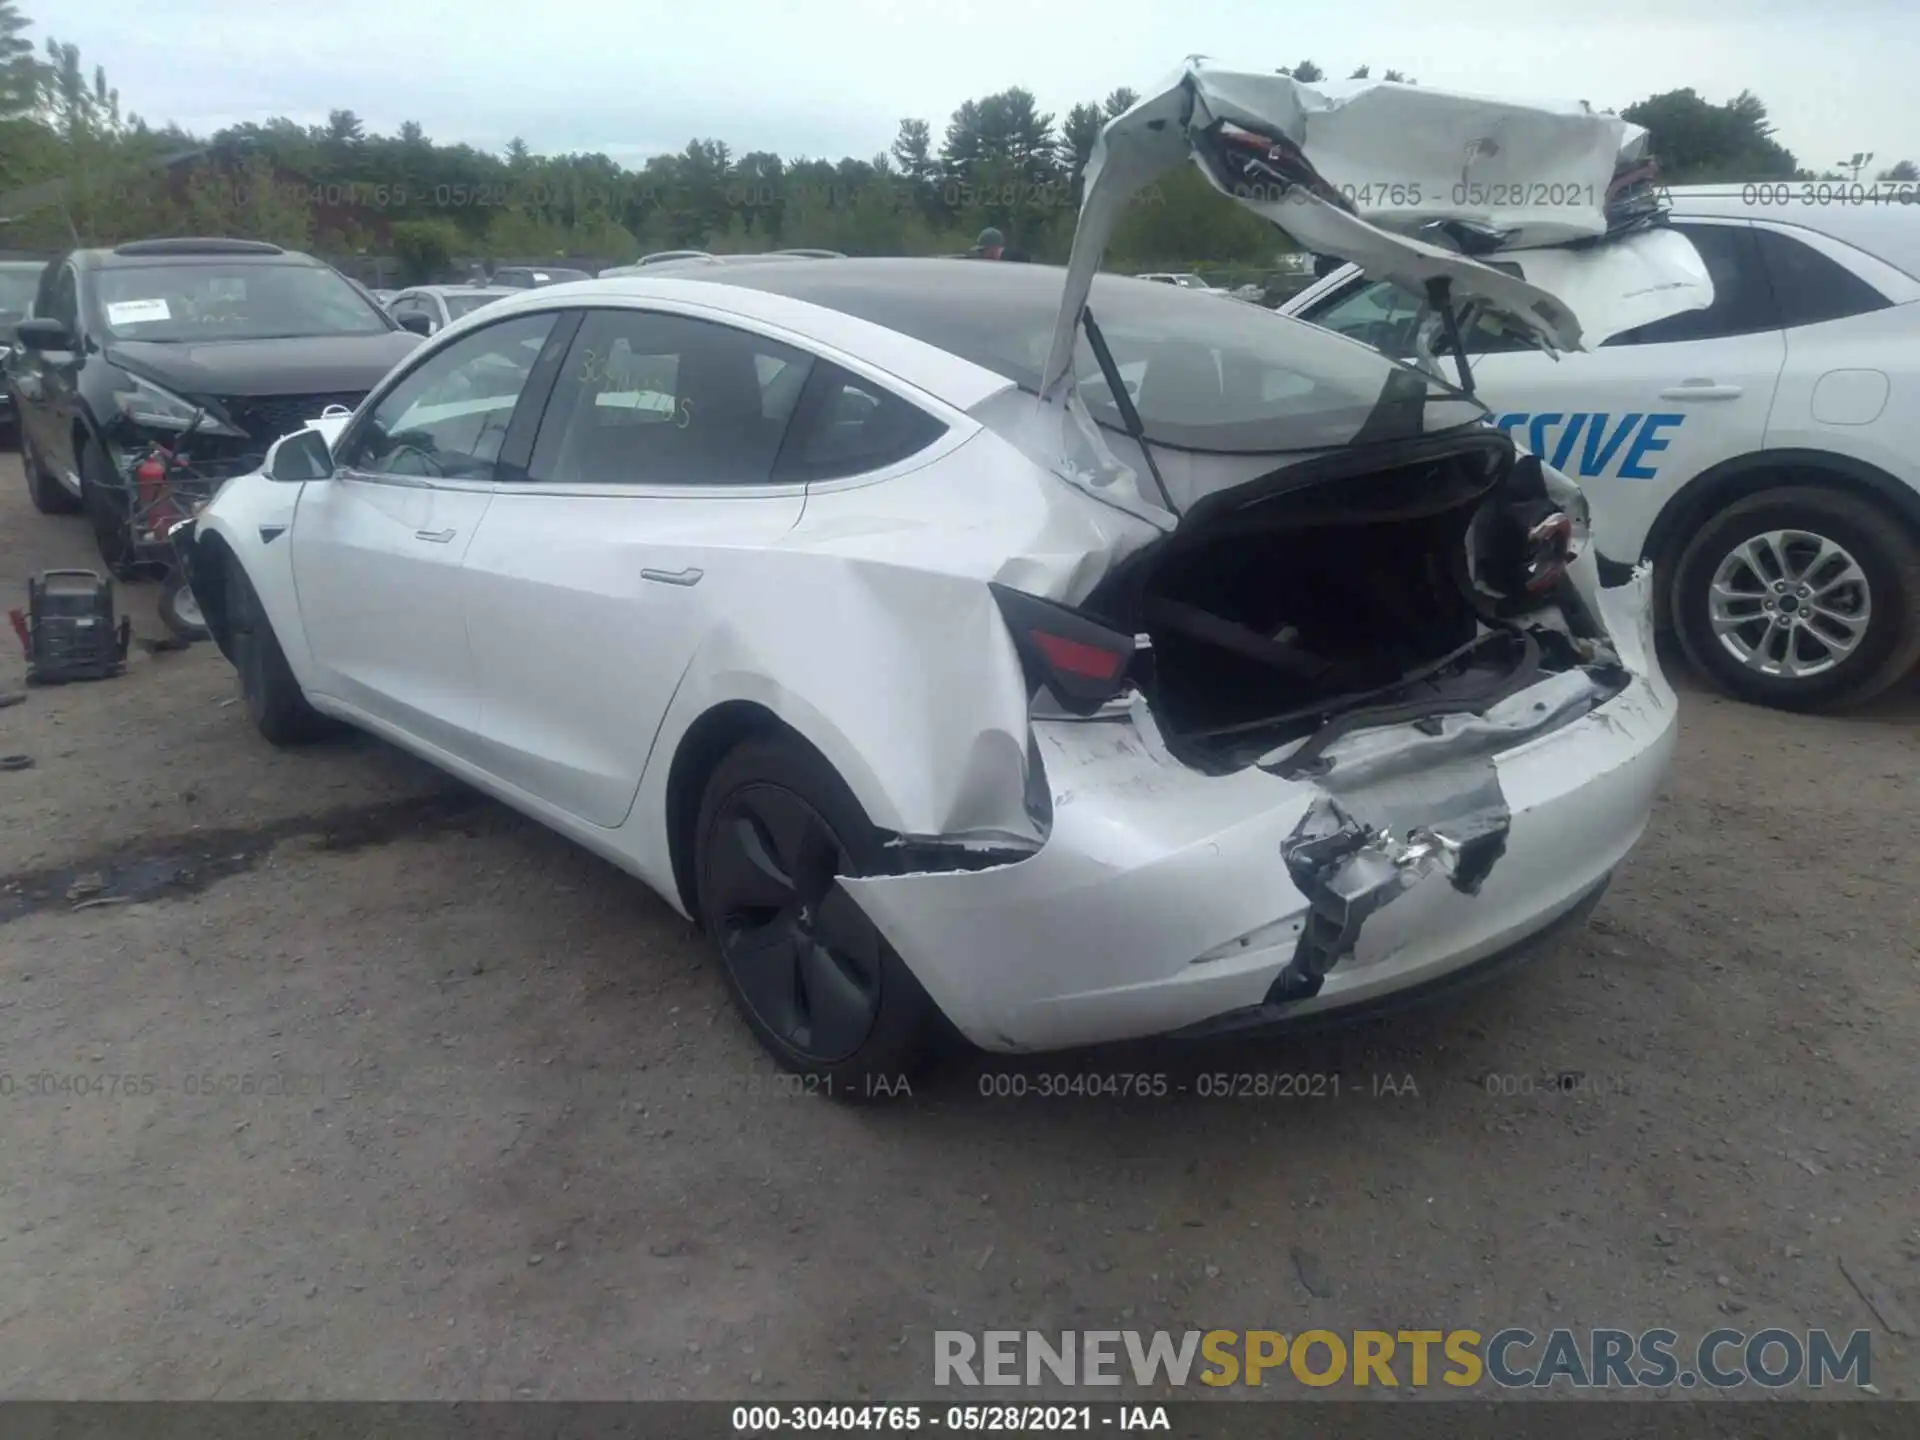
[414,528,457,543]
[1658,381,1743,400]
[641,567,704,587]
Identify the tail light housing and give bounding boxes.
[988,582,1137,716]
[1518,509,1575,594]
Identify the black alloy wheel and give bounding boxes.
[694,735,940,1091]
[705,781,884,1064]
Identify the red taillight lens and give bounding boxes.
[1522,511,1574,594]
[1030,628,1127,682]
[990,583,1135,715]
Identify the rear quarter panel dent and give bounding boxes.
[638,553,1041,846]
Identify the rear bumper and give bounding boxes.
[1167,870,1611,1040]
[843,569,1675,1054]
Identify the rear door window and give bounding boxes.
[1603,222,1779,346]
[773,366,949,482]
[1750,228,1892,328]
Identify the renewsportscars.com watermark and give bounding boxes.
[933,1328,1873,1391]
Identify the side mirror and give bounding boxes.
[14,317,71,352]
[266,426,334,483]
[396,311,434,336]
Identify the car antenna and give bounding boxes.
[1424,277,1476,395]
[1080,307,1178,515]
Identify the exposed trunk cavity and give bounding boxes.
[1097,432,1606,772]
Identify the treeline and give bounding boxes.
[2,0,1913,283]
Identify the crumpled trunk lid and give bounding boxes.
[1038,61,1713,405]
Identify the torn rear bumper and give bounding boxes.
[841,568,1675,1054]
[1166,870,1611,1040]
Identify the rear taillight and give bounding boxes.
[988,582,1136,715]
[1521,511,1575,594]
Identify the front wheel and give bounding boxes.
[158,572,211,642]
[1672,486,1920,711]
[223,557,334,744]
[19,423,82,515]
[80,436,162,580]
[694,735,940,1097]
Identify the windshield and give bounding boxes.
[0,265,42,320]
[714,259,1485,453]
[445,291,509,320]
[92,262,392,342]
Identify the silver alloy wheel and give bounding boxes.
[1707,528,1871,679]
[172,587,204,630]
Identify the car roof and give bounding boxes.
[1662,185,1920,280]
[605,253,827,276]
[407,284,520,298]
[74,246,325,271]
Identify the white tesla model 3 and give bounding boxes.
[180,64,1701,1088]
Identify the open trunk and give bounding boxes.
[1092,431,1618,772]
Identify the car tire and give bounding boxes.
[694,734,939,1097]
[79,435,160,580]
[19,425,82,515]
[1673,485,1920,712]
[158,572,211,643]
[224,557,333,744]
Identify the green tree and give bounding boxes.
[1059,102,1104,183]
[1101,88,1138,121]
[1279,61,1324,82]
[1621,89,1796,181]
[1879,159,1918,181]
[890,118,933,180]
[390,218,463,283]
[325,108,364,145]
[1109,163,1278,269]
[0,0,38,119]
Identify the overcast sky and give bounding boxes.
[32,0,1918,173]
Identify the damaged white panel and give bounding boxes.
[1040,61,1712,398]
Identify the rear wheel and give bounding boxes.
[19,423,82,515]
[1673,486,1920,711]
[224,558,333,744]
[694,735,938,1096]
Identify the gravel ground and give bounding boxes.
[1,451,1917,1402]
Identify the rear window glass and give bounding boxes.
[774,364,949,482]
[709,261,1485,453]
[1751,229,1891,328]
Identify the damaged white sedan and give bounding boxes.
[181,63,1691,1085]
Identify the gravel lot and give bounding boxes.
[2,450,1917,1402]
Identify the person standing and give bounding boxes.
[972,226,1030,262]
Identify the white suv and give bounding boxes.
[1284,186,1920,711]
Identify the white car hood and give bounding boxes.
[1038,61,1711,400]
